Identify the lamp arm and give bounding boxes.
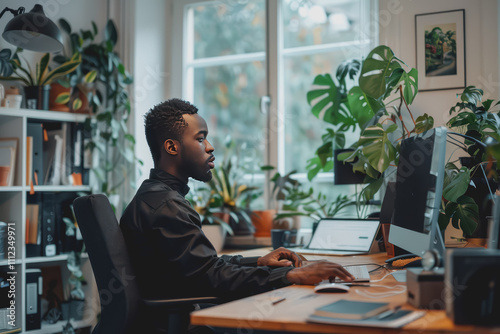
[0,7,25,20]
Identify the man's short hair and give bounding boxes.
[144,98,198,164]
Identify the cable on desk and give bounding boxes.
[369,270,403,283]
[354,284,407,299]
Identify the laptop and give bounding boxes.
[288,218,380,256]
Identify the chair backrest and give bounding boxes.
[73,194,141,334]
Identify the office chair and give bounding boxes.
[73,194,219,334]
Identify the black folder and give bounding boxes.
[27,122,44,185]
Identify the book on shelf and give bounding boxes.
[26,204,40,245]
[0,137,18,186]
[312,299,390,320]
[26,136,33,187]
[42,122,86,186]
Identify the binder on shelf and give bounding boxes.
[27,123,44,186]
[25,269,42,331]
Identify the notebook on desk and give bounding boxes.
[288,218,380,256]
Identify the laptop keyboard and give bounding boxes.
[335,265,370,282]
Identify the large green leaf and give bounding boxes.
[336,59,361,82]
[360,176,384,201]
[358,124,398,173]
[307,74,355,128]
[442,167,471,202]
[359,45,401,100]
[445,196,479,236]
[384,67,418,104]
[460,86,483,104]
[347,86,380,128]
[415,114,434,134]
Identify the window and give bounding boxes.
[172,0,377,210]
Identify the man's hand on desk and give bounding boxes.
[285,260,355,285]
[257,247,302,267]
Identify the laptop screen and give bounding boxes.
[307,219,379,252]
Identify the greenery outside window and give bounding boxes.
[175,0,377,214]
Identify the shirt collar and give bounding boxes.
[149,169,190,197]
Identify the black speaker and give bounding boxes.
[445,248,500,325]
[41,193,57,256]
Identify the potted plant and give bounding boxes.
[441,86,500,238]
[52,18,99,113]
[53,18,137,208]
[305,45,498,239]
[0,50,81,110]
[207,159,257,237]
[187,185,234,252]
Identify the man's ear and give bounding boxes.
[163,139,179,156]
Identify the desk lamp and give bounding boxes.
[0,5,63,52]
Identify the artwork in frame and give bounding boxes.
[415,9,465,91]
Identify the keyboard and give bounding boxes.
[335,265,370,282]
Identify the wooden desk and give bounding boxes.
[191,249,497,333]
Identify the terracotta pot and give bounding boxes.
[251,210,276,237]
[71,84,94,114]
[49,83,71,112]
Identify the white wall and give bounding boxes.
[130,0,172,186]
[378,0,499,127]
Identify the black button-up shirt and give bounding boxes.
[120,169,292,300]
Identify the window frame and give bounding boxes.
[171,0,378,209]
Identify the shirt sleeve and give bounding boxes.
[148,197,293,299]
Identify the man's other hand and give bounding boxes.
[257,247,302,267]
[285,260,354,285]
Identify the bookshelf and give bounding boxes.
[0,108,98,333]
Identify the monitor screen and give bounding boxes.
[389,127,447,258]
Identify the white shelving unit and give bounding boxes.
[0,107,98,333]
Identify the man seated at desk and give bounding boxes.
[120,98,354,302]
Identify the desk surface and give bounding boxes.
[191,249,495,334]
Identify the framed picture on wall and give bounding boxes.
[415,9,465,91]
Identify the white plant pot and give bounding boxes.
[202,224,226,253]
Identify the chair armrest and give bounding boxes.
[142,296,220,308]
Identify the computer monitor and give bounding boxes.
[389,127,447,261]
[488,193,500,249]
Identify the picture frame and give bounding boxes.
[415,9,466,91]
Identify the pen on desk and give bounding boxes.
[271,297,286,305]
[376,305,402,320]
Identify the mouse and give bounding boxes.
[314,283,350,293]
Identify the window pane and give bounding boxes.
[282,0,366,48]
[191,0,266,59]
[283,50,354,173]
[193,61,267,166]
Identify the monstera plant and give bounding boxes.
[306,45,499,238]
[440,86,500,237]
[306,45,428,201]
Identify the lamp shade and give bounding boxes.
[2,5,63,52]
